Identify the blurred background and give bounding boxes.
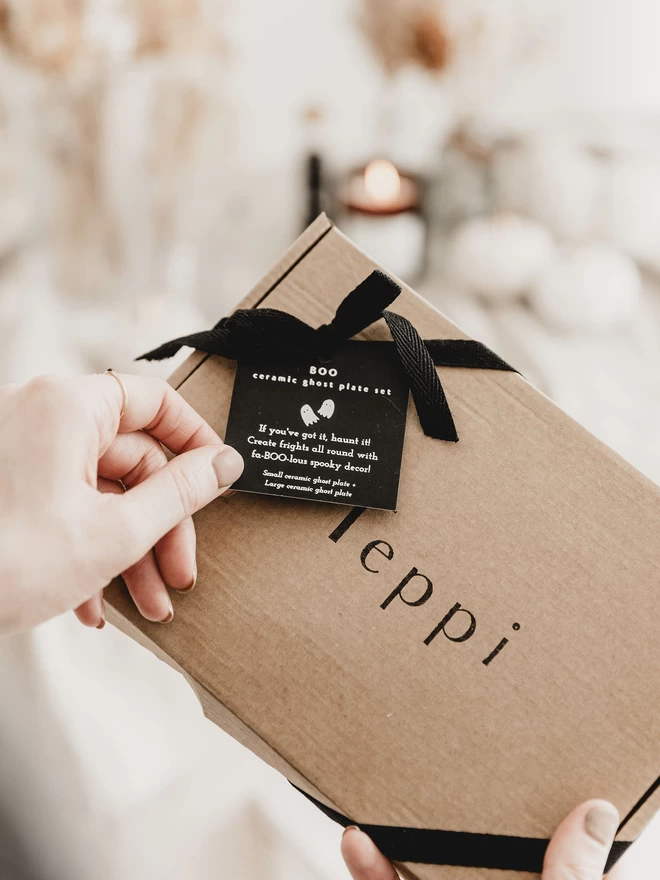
[1,1,660,878]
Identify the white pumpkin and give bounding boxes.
[530,243,641,331]
[492,135,603,242]
[447,213,556,301]
[523,137,602,242]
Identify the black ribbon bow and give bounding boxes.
[139,270,514,441]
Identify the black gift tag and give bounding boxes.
[224,342,409,510]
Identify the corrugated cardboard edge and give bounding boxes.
[109,212,660,870]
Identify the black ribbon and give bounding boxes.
[293,785,630,874]
[138,270,514,442]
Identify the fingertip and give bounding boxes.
[158,601,174,624]
[212,445,244,489]
[563,799,619,839]
[74,594,105,629]
[583,800,619,846]
[544,799,619,880]
[176,563,197,594]
[121,552,175,623]
[341,827,398,880]
[341,826,370,869]
[154,516,197,591]
[579,798,619,816]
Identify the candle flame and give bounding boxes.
[364,159,401,205]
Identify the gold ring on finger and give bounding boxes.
[104,369,128,420]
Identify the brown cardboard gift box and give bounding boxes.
[106,214,660,879]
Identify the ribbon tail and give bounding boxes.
[425,339,515,373]
[137,325,233,362]
[137,337,193,361]
[328,271,402,339]
[384,311,458,442]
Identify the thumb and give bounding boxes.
[95,444,243,575]
[543,800,619,880]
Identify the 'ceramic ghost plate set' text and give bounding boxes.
[251,367,393,396]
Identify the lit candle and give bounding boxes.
[341,159,426,281]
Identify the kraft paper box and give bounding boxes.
[106,214,660,879]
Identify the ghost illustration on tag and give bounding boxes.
[301,399,335,426]
[301,404,319,427]
[318,399,335,419]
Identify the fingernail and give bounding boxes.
[96,619,105,630]
[585,806,619,846]
[343,826,360,837]
[159,598,174,624]
[179,566,197,594]
[212,446,244,489]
